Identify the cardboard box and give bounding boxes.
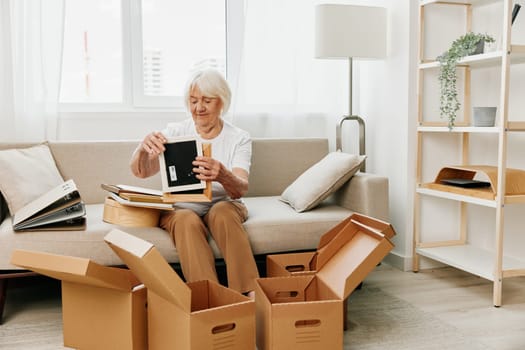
[255,219,394,350]
[266,213,396,277]
[10,250,147,350]
[104,229,256,350]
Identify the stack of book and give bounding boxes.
[13,179,86,231]
[101,184,174,210]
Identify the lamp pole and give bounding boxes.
[336,57,366,171]
[349,57,353,116]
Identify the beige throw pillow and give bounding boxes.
[0,144,64,215]
[280,152,365,212]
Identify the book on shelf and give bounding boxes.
[13,179,86,231]
[440,178,491,188]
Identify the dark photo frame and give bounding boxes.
[159,136,206,193]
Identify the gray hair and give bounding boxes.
[184,69,231,114]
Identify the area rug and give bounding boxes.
[345,285,491,349]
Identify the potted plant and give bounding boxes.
[437,32,495,129]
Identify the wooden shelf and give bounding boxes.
[417,186,497,206]
[421,0,499,6]
[415,0,524,306]
[416,244,525,281]
[419,165,525,205]
[418,185,525,205]
[418,123,525,132]
[508,122,525,131]
[417,126,500,133]
[419,46,525,70]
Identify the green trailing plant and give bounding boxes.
[437,32,495,129]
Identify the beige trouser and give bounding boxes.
[160,200,259,293]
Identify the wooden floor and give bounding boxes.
[361,264,525,349]
[1,264,525,349]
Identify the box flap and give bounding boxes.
[347,213,396,239]
[316,215,353,251]
[10,249,137,292]
[316,220,394,300]
[104,229,191,313]
[315,219,358,271]
[317,213,396,251]
[256,276,316,304]
[266,252,315,277]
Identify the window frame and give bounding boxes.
[59,0,244,113]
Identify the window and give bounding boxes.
[59,0,243,110]
[60,0,123,103]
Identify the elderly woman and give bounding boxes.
[130,69,259,297]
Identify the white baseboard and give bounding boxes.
[383,251,445,272]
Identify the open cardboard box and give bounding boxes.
[266,213,396,277]
[104,229,255,350]
[10,250,147,350]
[255,219,394,350]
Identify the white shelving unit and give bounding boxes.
[414,0,525,306]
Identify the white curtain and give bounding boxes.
[230,0,348,150]
[0,0,64,142]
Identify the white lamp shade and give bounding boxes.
[315,4,387,59]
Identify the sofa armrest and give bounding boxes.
[332,172,389,221]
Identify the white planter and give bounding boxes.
[472,107,497,127]
[473,39,485,54]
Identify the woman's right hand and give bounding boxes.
[140,131,167,159]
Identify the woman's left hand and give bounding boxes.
[192,156,222,181]
[192,156,249,199]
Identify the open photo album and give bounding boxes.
[13,179,86,231]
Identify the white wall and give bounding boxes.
[346,0,415,269]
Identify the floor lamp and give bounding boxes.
[315,4,387,171]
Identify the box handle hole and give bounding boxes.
[275,290,299,298]
[212,323,236,334]
[295,319,321,328]
[285,264,306,272]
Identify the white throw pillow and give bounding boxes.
[0,144,64,215]
[280,152,365,212]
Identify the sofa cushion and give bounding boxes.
[280,152,365,212]
[0,204,178,270]
[242,196,352,254]
[0,143,64,215]
[1,198,353,270]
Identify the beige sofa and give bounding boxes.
[0,138,389,320]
